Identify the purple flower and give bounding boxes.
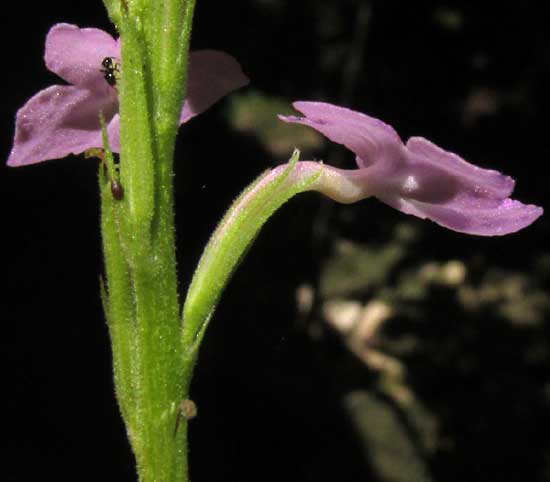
[7,23,249,167]
[280,102,542,236]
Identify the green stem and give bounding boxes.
[180,153,373,355]
[99,1,198,481]
[181,151,323,351]
[99,165,138,441]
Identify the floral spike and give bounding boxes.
[7,23,249,167]
[279,102,543,236]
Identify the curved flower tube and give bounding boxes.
[7,23,249,167]
[280,102,542,236]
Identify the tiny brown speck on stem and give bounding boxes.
[180,399,197,420]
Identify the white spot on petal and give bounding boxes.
[403,175,419,193]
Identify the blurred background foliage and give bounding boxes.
[2,1,549,482]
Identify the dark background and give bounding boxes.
[2,1,549,481]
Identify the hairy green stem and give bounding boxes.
[181,153,375,357]
[181,151,323,351]
[99,1,197,481]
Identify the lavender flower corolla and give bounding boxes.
[7,23,248,167]
[279,102,542,236]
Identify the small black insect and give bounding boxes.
[100,57,121,87]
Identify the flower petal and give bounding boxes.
[45,23,119,91]
[280,101,543,235]
[180,50,249,123]
[280,101,403,169]
[406,137,515,199]
[383,195,544,236]
[106,114,121,152]
[7,85,118,166]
